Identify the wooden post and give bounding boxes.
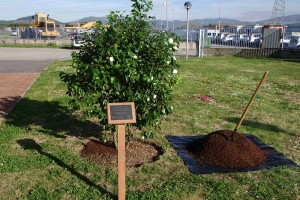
[107,102,136,200]
[231,71,268,139]
[117,124,126,200]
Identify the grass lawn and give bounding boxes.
[0,57,299,199]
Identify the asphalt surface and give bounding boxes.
[0,48,74,72]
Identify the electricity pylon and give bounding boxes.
[270,0,285,25]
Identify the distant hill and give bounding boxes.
[71,16,246,28]
[0,15,63,26]
[73,16,108,24]
[258,14,300,24]
[75,14,300,27]
[152,18,245,29]
[1,14,299,27]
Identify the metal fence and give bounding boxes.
[1,24,300,50]
[175,24,300,50]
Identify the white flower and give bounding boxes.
[173,46,178,50]
[168,38,174,44]
[173,69,178,74]
[109,56,114,62]
[167,61,171,65]
[147,97,150,101]
[133,55,138,59]
[142,136,145,140]
[151,76,154,81]
[173,56,177,61]
[153,94,157,99]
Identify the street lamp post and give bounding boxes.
[281,25,287,49]
[172,9,175,33]
[163,0,168,31]
[184,2,192,60]
[160,4,163,31]
[166,0,168,31]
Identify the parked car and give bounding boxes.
[222,34,236,44]
[11,30,18,36]
[250,33,262,43]
[220,33,230,44]
[233,34,250,46]
[288,37,300,49]
[280,35,299,48]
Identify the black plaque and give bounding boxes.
[110,105,133,120]
[107,102,136,124]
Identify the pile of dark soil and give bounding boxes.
[81,139,162,167]
[186,130,267,168]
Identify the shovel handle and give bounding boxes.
[232,71,269,135]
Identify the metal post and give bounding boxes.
[198,30,204,58]
[186,9,189,60]
[281,25,286,49]
[160,4,163,31]
[198,30,201,57]
[202,30,205,57]
[166,0,168,31]
[172,9,175,33]
[184,2,192,60]
[218,6,221,35]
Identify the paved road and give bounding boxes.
[0,48,73,61]
[0,48,74,73]
[0,47,74,122]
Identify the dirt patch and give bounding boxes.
[186,130,267,168]
[81,139,163,167]
[199,95,215,103]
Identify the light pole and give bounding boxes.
[163,0,168,31]
[184,1,192,60]
[172,9,175,33]
[160,3,163,31]
[281,25,287,49]
[166,0,169,31]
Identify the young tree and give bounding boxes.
[60,0,180,138]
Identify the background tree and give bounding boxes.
[60,0,181,139]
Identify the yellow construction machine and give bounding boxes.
[65,21,97,34]
[21,13,60,39]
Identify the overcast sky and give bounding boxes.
[0,0,299,22]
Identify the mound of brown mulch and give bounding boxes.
[81,139,162,167]
[186,130,267,168]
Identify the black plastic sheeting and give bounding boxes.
[167,134,299,174]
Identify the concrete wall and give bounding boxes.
[278,49,300,59]
[178,42,300,60]
[203,47,300,59]
[204,48,242,57]
[179,42,197,50]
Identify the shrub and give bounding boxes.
[60,0,180,135]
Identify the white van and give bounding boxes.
[71,34,84,48]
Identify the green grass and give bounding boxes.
[0,57,299,199]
